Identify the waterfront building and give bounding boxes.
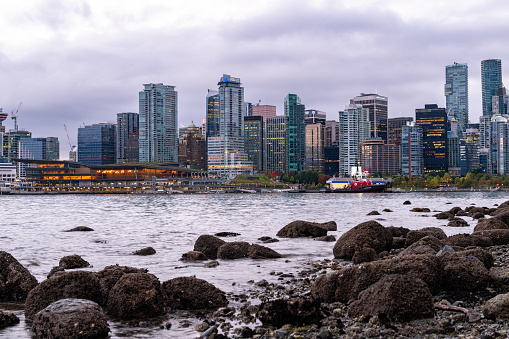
[264,116,287,174]
[481,59,502,116]
[116,112,139,163]
[324,145,339,177]
[252,104,276,123]
[18,137,60,177]
[460,140,480,176]
[325,120,340,146]
[445,62,469,132]
[352,93,388,142]
[2,129,31,163]
[77,123,116,166]
[388,117,413,146]
[338,103,370,176]
[0,157,16,183]
[206,89,220,138]
[178,122,207,171]
[285,94,306,173]
[207,74,252,177]
[139,83,178,162]
[244,115,264,173]
[401,122,423,177]
[360,138,400,175]
[415,104,448,174]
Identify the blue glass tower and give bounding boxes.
[481,59,502,116]
[285,94,305,173]
[78,123,116,166]
[445,62,468,132]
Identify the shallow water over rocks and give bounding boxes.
[0,191,506,338]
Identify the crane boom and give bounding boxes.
[10,102,22,131]
[63,124,73,150]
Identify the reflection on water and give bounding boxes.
[0,192,506,338]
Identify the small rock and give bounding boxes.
[195,322,209,332]
[132,247,156,256]
[205,260,219,268]
[64,226,94,232]
[367,211,381,215]
[403,200,411,205]
[215,232,240,237]
[59,254,90,269]
[0,311,19,328]
[180,251,208,261]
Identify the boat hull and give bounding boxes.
[331,184,386,193]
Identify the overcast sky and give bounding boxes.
[1,0,509,158]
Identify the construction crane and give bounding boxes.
[63,124,73,150]
[11,102,22,131]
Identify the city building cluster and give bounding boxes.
[0,59,508,185]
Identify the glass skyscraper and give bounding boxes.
[285,94,305,173]
[116,112,139,163]
[445,62,468,132]
[352,93,388,142]
[401,122,423,177]
[139,83,178,163]
[481,59,502,116]
[264,116,287,174]
[338,103,370,176]
[77,123,116,166]
[415,104,448,174]
[206,89,220,138]
[244,115,264,173]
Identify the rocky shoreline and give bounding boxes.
[2,201,509,338]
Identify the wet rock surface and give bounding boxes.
[276,220,330,238]
[0,311,20,328]
[217,241,250,259]
[0,251,38,301]
[31,298,109,339]
[58,254,90,269]
[193,235,226,260]
[247,244,282,259]
[333,220,392,260]
[180,251,208,261]
[132,246,156,256]
[163,276,227,310]
[64,226,94,232]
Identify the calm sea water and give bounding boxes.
[0,191,507,338]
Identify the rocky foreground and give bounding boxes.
[3,202,509,338]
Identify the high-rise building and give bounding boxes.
[285,94,305,173]
[305,123,325,173]
[18,137,59,177]
[264,116,287,174]
[388,117,414,146]
[139,83,178,163]
[178,122,207,170]
[244,115,264,173]
[498,121,509,175]
[492,86,509,116]
[207,74,252,177]
[338,103,370,176]
[116,112,139,163]
[460,139,480,176]
[481,59,502,116]
[324,145,339,177]
[352,93,388,142]
[252,104,276,123]
[0,108,6,135]
[243,102,253,117]
[401,122,423,177]
[325,120,340,146]
[445,62,469,132]
[77,123,116,166]
[415,104,449,174]
[360,138,400,175]
[206,90,220,138]
[304,109,326,124]
[490,115,507,174]
[2,129,31,163]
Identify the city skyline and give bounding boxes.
[1,1,509,157]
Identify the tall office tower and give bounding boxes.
[360,138,400,175]
[490,115,508,174]
[460,139,480,176]
[116,112,139,163]
[492,86,509,116]
[3,129,31,162]
[285,94,305,173]
[415,104,449,174]
[338,103,370,176]
[18,137,59,177]
[305,123,325,173]
[481,59,502,116]
[139,83,178,163]
[325,120,340,146]
[264,116,287,174]
[45,137,60,161]
[178,122,207,170]
[77,123,116,166]
[498,121,509,175]
[304,109,326,124]
[352,93,388,142]
[480,115,491,150]
[244,115,264,173]
[0,108,6,134]
[206,89,220,138]
[202,119,206,136]
[445,63,469,132]
[388,117,414,146]
[243,102,253,117]
[448,120,461,177]
[401,122,423,177]
[324,145,339,176]
[252,104,276,123]
[207,74,252,177]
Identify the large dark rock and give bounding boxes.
[434,211,454,219]
[59,255,90,269]
[31,299,109,339]
[447,218,470,227]
[64,226,94,232]
[474,229,509,245]
[333,221,392,260]
[312,254,442,303]
[446,233,493,247]
[193,235,226,260]
[367,210,381,215]
[386,226,410,238]
[0,251,38,301]
[315,235,336,242]
[180,251,208,261]
[163,276,227,310]
[483,293,509,319]
[347,274,435,322]
[490,208,509,226]
[403,200,411,205]
[392,237,406,249]
[474,218,509,232]
[497,200,509,210]
[410,207,430,212]
[449,206,463,215]
[217,241,250,259]
[468,207,487,218]
[276,221,329,238]
[352,247,377,264]
[132,247,156,256]
[398,236,444,257]
[438,253,490,291]
[0,311,19,328]
[107,273,167,319]
[405,228,447,248]
[247,244,282,259]
[25,271,103,320]
[257,297,324,327]
[457,248,495,270]
[94,265,148,305]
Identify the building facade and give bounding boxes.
[338,103,370,176]
[415,104,449,174]
[305,123,325,173]
[360,138,400,175]
[244,115,264,173]
[388,117,414,146]
[481,59,502,116]
[285,94,306,173]
[77,123,116,166]
[401,122,423,177]
[352,93,388,142]
[252,104,276,123]
[445,62,469,132]
[139,83,178,162]
[324,145,339,177]
[264,116,287,174]
[116,112,139,163]
[178,122,207,170]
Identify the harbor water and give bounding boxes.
[0,191,507,338]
